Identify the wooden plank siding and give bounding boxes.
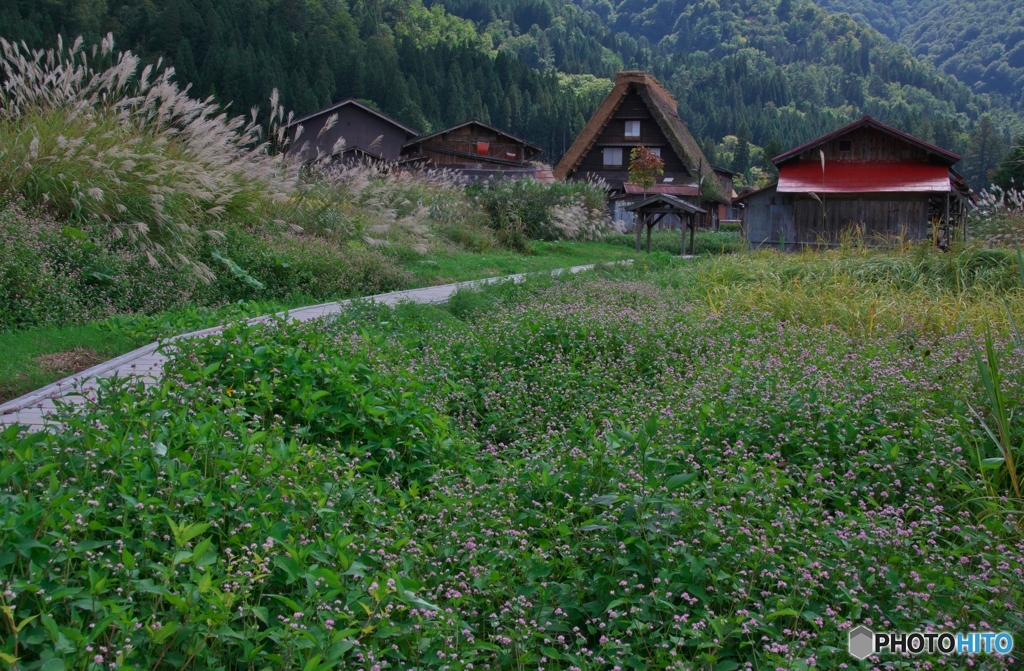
[792,194,931,244]
[789,127,946,165]
[743,186,935,249]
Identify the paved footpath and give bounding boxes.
[0,262,628,432]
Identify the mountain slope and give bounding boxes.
[431,0,1022,183]
[0,0,604,160]
[1,0,1020,184]
[817,0,1024,110]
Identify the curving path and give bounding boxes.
[0,262,631,432]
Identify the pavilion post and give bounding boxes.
[646,221,652,254]
[635,212,643,252]
[688,215,696,255]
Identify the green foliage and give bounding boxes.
[3,0,1021,172]
[436,0,1023,163]
[991,136,1024,192]
[605,230,744,256]
[817,0,1024,110]
[0,0,597,161]
[2,256,1023,668]
[468,178,610,248]
[627,146,664,192]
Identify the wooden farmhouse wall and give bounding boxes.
[415,124,534,167]
[574,88,691,184]
[288,104,412,163]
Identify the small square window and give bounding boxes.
[625,121,640,138]
[603,147,623,166]
[839,140,853,152]
[649,147,661,158]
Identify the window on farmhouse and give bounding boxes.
[625,121,640,138]
[839,140,852,152]
[604,147,624,166]
[649,147,662,157]
[476,141,490,156]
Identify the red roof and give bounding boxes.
[777,161,952,194]
[773,116,960,166]
[624,183,700,196]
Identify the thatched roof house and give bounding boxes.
[554,71,729,227]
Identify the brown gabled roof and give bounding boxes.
[404,120,542,155]
[553,71,714,184]
[772,116,961,166]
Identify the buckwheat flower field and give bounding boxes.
[1,257,1023,670]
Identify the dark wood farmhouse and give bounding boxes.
[285,99,419,164]
[737,116,971,249]
[553,70,730,228]
[401,120,546,182]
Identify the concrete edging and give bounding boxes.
[0,260,631,430]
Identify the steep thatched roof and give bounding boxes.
[553,71,714,185]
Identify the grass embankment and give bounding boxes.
[0,233,742,404]
[2,246,1023,670]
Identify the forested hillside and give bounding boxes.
[817,0,1024,111]
[434,0,1022,184]
[1,0,1021,185]
[0,0,605,159]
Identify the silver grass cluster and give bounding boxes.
[0,34,298,275]
[973,186,1024,247]
[550,200,614,241]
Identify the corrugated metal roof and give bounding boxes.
[777,161,951,193]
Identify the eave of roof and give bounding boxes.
[286,99,419,137]
[625,193,706,214]
[772,116,960,166]
[733,182,779,202]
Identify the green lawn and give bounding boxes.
[0,325,139,403]
[402,240,641,285]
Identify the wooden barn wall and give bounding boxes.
[576,87,690,177]
[419,126,530,167]
[792,194,930,244]
[743,189,796,249]
[289,106,409,162]
[793,127,936,164]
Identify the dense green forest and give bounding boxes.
[2,0,1021,186]
[433,0,1023,185]
[0,0,605,159]
[817,0,1024,111]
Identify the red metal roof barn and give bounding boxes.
[736,116,971,249]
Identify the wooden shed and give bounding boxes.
[285,99,419,164]
[401,120,543,181]
[737,116,970,249]
[553,70,730,229]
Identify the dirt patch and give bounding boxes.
[35,348,103,375]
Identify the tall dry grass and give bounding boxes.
[972,186,1024,247]
[0,34,297,275]
[675,243,1024,337]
